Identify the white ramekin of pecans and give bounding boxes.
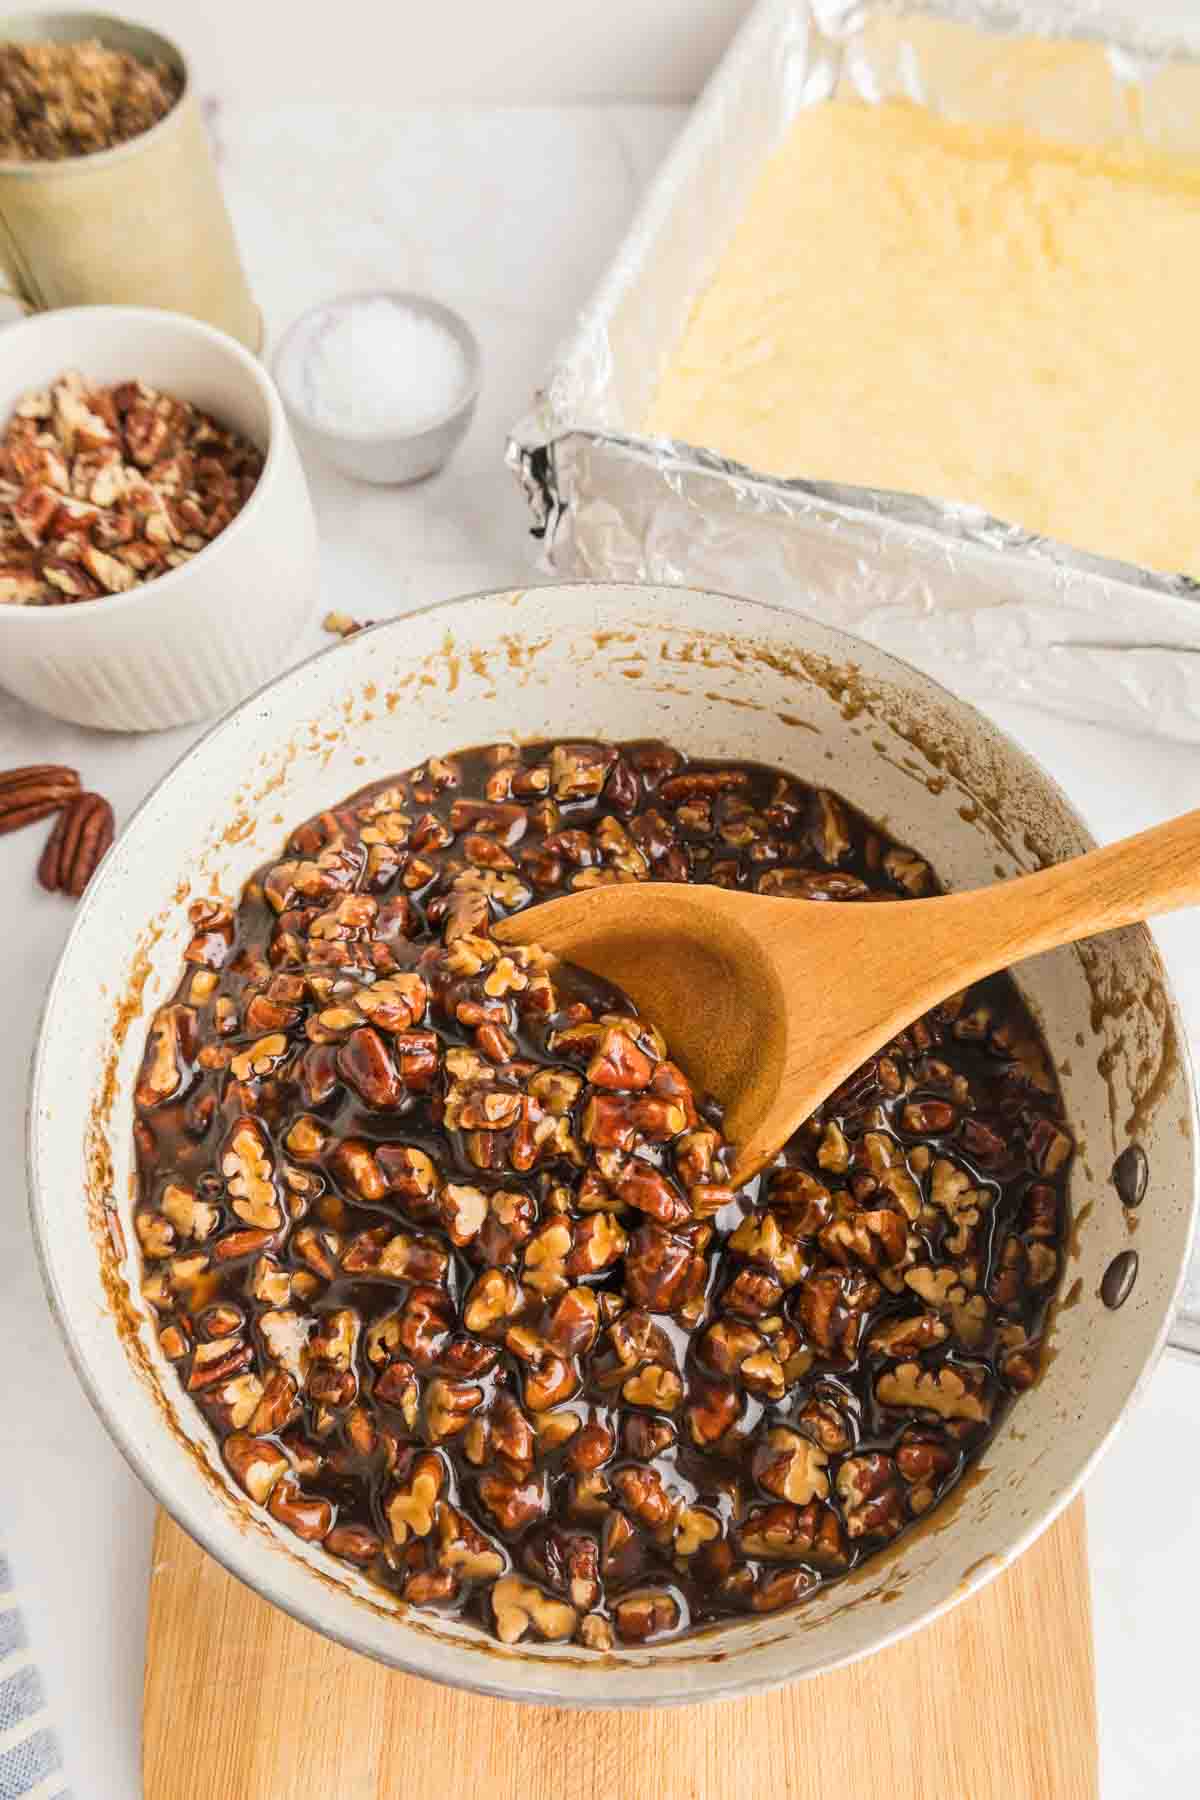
[0,304,318,731]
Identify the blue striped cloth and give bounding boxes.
[0,1553,69,1800]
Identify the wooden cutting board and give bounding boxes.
[143,1498,1095,1799]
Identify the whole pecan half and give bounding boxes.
[0,763,79,835]
[38,791,114,897]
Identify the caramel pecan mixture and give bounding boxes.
[0,372,262,605]
[0,40,181,161]
[131,741,1072,1645]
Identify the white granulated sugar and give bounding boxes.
[290,297,470,436]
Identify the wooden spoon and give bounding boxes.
[495,809,1200,1183]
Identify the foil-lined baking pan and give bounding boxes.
[508,0,1200,742]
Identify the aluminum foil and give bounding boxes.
[508,0,1200,742]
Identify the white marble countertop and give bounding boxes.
[1,99,1198,1799]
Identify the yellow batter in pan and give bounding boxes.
[646,100,1200,578]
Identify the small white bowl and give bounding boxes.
[272,290,481,486]
[0,305,318,731]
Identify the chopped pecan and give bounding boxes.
[614,1163,690,1227]
[1027,1117,1074,1175]
[795,1268,879,1360]
[565,1418,616,1471]
[675,1506,720,1557]
[728,1210,806,1286]
[424,1378,483,1442]
[586,1027,654,1091]
[491,1574,576,1643]
[336,1026,402,1108]
[740,1500,839,1561]
[376,1142,439,1201]
[223,1433,288,1505]
[355,971,428,1031]
[329,1137,386,1201]
[135,1003,197,1108]
[326,1523,383,1566]
[685,1375,742,1448]
[837,1454,906,1540]
[536,1410,583,1452]
[565,1212,627,1278]
[625,1221,708,1314]
[869,1309,949,1357]
[374,1360,419,1426]
[545,1286,600,1356]
[757,867,868,901]
[811,790,851,863]
[489,1392,537,1470]
[440,1183,489,1246]
[621,1415,675,1461]
[436,1504,505,1580]
[621,1364,683,1411]
[390,1287,453,1367]
[876,1361,991,1423]
[463,1269,522,1334]
[548,743,616,801]
[221,1117,280,1231]
[478,1470,546,1535]
[789,1397,847,1462]
[613,1465,678,1537]
[753,1567,819,1611]
[895,1427,957,1513]
[386,1453,444,1542]
[268,1478,333,1541]
[612,1589,679,1643]
[722,1265,783,1319]
[753,1427,829,1504]
[505,1326,577,1412]
[259,1309,311,1381]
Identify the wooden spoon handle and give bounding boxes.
[937,806,1200,983]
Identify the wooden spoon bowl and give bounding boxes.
[496,807,1200,1182]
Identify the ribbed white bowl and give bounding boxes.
[0,306,317,731]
